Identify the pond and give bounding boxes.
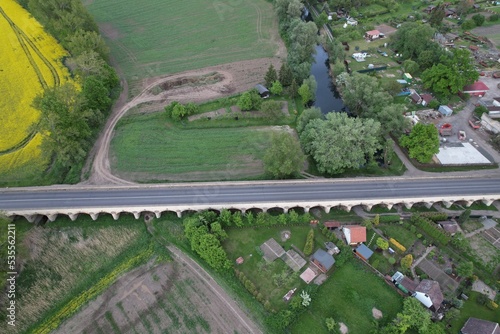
[310,44,346,114]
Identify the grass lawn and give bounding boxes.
[223,225,329,310]
[378,223,418,249]
[291,261,403,334]
[111,113,276,181]
[449,291,500,333]
[460,219,483,233]
[84,0,278,95]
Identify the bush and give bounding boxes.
[461,19,476,30]
[476,293,488,306]
[389,238,407,253]
[304,229,315,256]
[472,14,485,27]
[388,257,396,265]
[419,212,448,222]
[487,300,498,310]
[489,14,499,22]
[474,105,488,118]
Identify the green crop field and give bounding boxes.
[85,0,278,93]
[111,113,276,181]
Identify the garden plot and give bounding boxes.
[480,225,500,249]
[417,259,459,293]
[54,259,260,334]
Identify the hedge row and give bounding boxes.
[418,212,448,222]
[389,238,406,253]
[411,215,451,246]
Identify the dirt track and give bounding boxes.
[81,56,284,185]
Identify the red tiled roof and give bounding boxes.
[463,81,489,93]
[345,225,366,243]
[324,221,341,228]
[366,30,380,35]
[421,94,433,103]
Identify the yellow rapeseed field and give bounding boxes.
[0,0,71,177]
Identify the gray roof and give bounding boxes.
[461,317,500,334]
[284,249,307,272]
[260,238,285,262]
[416,279,443,310]
[255,84,269,94]
[355,243,374,260]
[312,249,335,271]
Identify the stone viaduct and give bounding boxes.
[6,195,499,223]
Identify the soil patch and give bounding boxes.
[372,307,383,319]
[54,256,261,334]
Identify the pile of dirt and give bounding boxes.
[159,72,224,91]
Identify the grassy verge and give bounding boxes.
[291,261,403,334]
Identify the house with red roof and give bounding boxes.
[343,225,366,245]
[365,30,381,40]
[462,81,489,97]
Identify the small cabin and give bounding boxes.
[255,84,270,98]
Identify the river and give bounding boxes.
[310,45,345,114]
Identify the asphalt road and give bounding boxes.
[1,177,500,211]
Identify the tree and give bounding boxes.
[325,39,345,64]
[264,132,305,178]
[210,222,228,240]
[261,100,283,120]
[172,103,187,120]
[289,209,299,223]
[300,112,381,174]
[403,59,419,75]
[69,50,108,77]
[458,209,471,224]
[376,238,389,250]
[391,297,431,333]
[279,63,294,86]
[237,92,253,111]
[33,83,92,167]
[422,48,479,96]
[314,11,328,29]
[246,211,255,226]
[457,261,474,278]
[401,254,413,270]
[303,229,315,255]
[429,5,445,27]
[232,212,244,227]
[297,107,322,134]
[461,19,476,31]
[265,64,278,88]
[289,78,299,99]
[270,80,283,96]
[219,209,232,228]
[298,82,313,105]
[390,22,435,62]
[67,29,109,60]
[300,290,311,306]
[82,75,111,113]
[383,138,395,168]
[472,14,485,27]
[373,214,380,226]
[399,123,439,163]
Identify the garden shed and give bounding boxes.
[283,249,307,272]
[255,84,270,98]
[354,243,373,261]
[259,238,285,262]
[438,105,453,116]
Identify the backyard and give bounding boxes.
[84,0,279,95]
[291,261,403,334]
[449,291,500,333]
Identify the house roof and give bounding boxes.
[325,241,338,250]
[324,221,341,228]
[300,267,318,284]
[355,243,373,260]
[439,220,459,233]
[421,94,433,103]
[463,81,489,93]
[344,225,366,243]
[391,271,418,291]
[416,279,443,310]
[312,249,335,271]
[410,92,421,102]
[461,317,500,334]
[366,29,380,35]
[439,105,453,116]
[259,238,285,262]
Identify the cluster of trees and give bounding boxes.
[399,123,440,163]
[274,0,318,82]
[164,101,198,120]
[410,215,451,246]
[338,72,408,137]
[234,269,271,309]
[390,22,478,97]
[216,208,314,228]
[183,212,231,271]
[263,132,305,179]
[299,111,381,175]
[27,0,119,180]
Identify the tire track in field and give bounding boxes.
[0,6,48,89]
[0,129,37,155]
[253,4,263,41]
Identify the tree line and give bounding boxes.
[20,0,119,182]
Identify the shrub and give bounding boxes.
[419,212,448,222]
[476,293,488,306]
[472,14,485,27]
[487,300,498,310]
[489,14,499,22]
[388,257,396,265]
[461,19,476,30]
[303,229,315,256]
[389,238,407,253]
